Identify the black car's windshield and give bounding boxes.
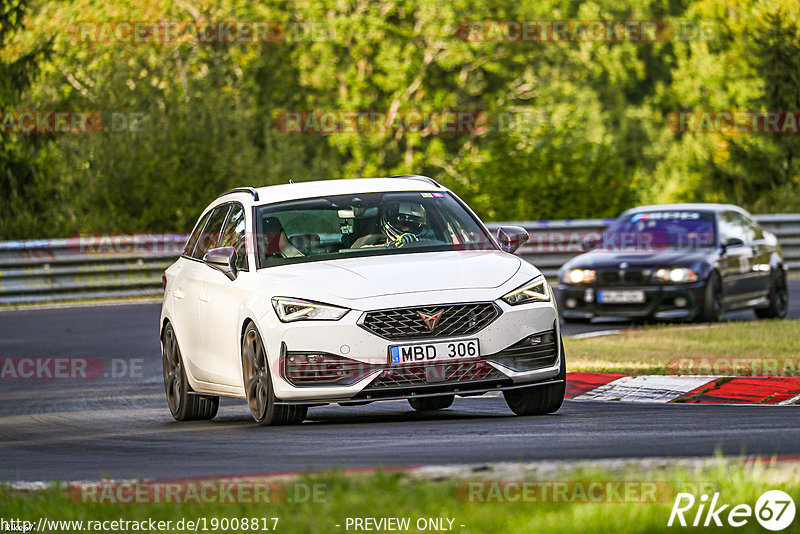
[255,191,495,267]
[603,210,717,251]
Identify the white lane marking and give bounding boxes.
[566,323,728,339]
[568,329,627,339]
[779,394,800,405]
[574,375,720,403]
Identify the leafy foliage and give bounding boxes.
[0,0,799,238]
[0,0,52,238]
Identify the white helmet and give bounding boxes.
[383,202,427,240]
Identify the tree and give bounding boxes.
[713,12,800,209]
[0,0,52,239]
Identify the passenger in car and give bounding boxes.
[261,216,304,258]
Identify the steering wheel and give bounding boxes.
[386,233,419,248]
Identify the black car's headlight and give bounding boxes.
[502,278,551,305]
[652,267,699,284]
[272,298,350,322]
[561,268,596,285]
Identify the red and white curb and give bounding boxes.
[566,372,800,404]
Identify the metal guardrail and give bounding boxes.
[1,215,799,305]
[0,235,186,304]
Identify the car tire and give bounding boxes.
[242,322,307,426]
[755,268,789,319]
[503,343,566,416]
[699,271,723,323]
[162,322,219,421]
[408,395,454,411]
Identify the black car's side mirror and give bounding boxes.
[203,246,238,280]
[722,237,745,251]
[497,226,529,254]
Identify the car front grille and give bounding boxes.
[363,359,505,390]
[484,330,559,372]
[599,269,647,285]
[595,301,652,312]
[359,303,500,340]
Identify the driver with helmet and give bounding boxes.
[382,202,432,247]
[350,201,433,249]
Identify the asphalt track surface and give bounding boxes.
[1,282,799,482]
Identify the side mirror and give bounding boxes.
[497,226,529,254]
[203,246,238,281]
[722,237,745,250]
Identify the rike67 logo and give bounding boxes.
[668,490,795,530]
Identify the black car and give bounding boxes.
[557,204,789,322]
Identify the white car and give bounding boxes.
[160,175,566,425]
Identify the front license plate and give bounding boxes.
[597,290,646,304]
[389,339,480,365]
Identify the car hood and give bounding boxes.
[564,248,713,270]
[258,250,523,301]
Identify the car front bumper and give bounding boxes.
[258,298,562,402]
[556,282,706,321]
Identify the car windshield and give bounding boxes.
[603,210,717,251]
[254,191,495,267]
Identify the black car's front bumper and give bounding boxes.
[556,281,707,321]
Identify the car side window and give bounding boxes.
[730,212,755,243]
[718,211,749,244]
[219,204,248,270]
[745,215,764,241]
[183,211,212,257]
[192,205,231,260]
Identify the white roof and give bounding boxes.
[623,203,747,214]
[221,177,444,206]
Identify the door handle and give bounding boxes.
[199,291,210,303]
[173,288,185,300]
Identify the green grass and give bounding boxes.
[564,320,800,375]
[1,460,798,533]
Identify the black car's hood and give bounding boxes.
[565,248,714,270]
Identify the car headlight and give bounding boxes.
[652,267,699,284]
[271,298,350,322]
[561,268,596,285]
[502,278,551,305]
